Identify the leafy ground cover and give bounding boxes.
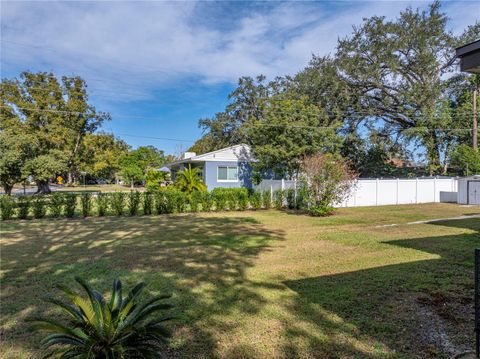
[1,203,479,358]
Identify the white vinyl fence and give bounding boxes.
[255,177,458,208]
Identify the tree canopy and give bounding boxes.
[193,1,480,176]
[119,146,167,188]
[1,71,110,192]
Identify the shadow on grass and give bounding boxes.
[0,214,284,358]
[283,219,480,358]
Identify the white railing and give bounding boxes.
[254,177,458,207]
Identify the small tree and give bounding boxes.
[451,144,480,175]
[175,165,206,194]
[300,153,357,216]
[120,155,144,189]
[145,168,165,191]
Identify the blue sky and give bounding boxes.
[1,1,478,154]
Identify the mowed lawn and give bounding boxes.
[1,204,479,358]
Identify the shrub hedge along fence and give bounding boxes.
[0,188,306,221]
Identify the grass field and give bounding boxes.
[1,204,479,358]
[8,183,136,194]
[54,184,138,192]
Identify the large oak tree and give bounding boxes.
[1,71,109,193]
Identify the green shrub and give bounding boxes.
[309,204,335,217]
[143,192,153,215]
[295,184,310,211]
[111,192,125,216]
[286,189,296,209]
[238,190,249,210]
[300,153,356,212]
[0,195,15,220]
[81,193,93,217]
[48,193,64,218]
[17,196,30,219]
[189,191,202,212]
[273,190,285,209]
[174,190,187,213]
[250,191,262,210]
[262,191,272,209]
[32,196,47,219]
[154,191,167,214]
[64,193,77,218]
[212,190,227,211]
[155,189,178,214]
[211,188,250,211]
[128,191,141,216]
[145,168,164,192]
[31,277,173,358]
[97,193,109,216]
[227,191,238,210]
[200,191,214,212]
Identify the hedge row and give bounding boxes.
[0,188,307,220]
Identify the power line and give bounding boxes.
[117,133,194,143]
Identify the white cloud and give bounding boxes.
[1,0,478,101]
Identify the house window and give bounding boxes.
[217,166,238,181]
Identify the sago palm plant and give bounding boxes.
[174,164,207,194]
[30,277,174,358]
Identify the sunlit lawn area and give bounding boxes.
[55,184,134,192]
[9,183,134,194]
[1,204,479,358]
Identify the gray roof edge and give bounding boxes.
[456,40,480,57]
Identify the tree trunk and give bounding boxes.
[67,171,74,185]
[424,133,441,176]
[441,142,450,175]
[131,181,134,190]
[3,184,13,196]
[35,180,51,194]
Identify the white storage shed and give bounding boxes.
[458,175,480,204]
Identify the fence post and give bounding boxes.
[434,176,437,203]
[375,179,379,206]
[354,180,357,207]
[281,178,285,191]
[270,182,273,204]
[415,178,419,204]
[396,178,399,205]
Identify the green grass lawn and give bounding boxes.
[1,204,479,358]
[54,184,136,192]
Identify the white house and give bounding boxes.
[166,144,256,190]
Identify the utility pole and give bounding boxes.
[474,87,478,151]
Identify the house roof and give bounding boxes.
[455,39,480,73]
[165,144,253,167]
